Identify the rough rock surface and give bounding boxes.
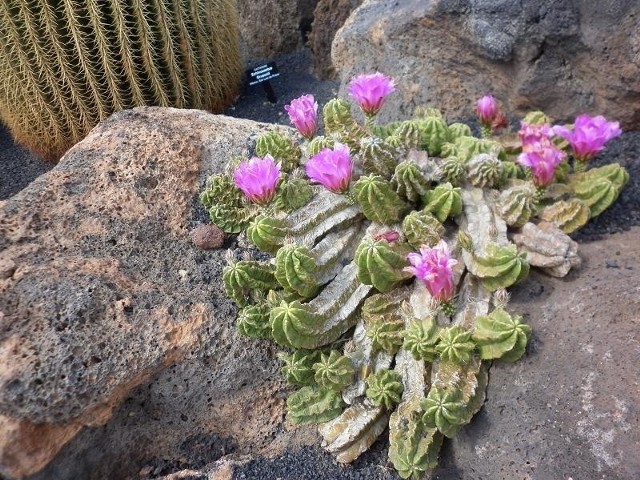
[237,0,318,64]
[309,0,363,78]
[332,0,640,129]
[0,108,284,479]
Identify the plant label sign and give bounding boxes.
[247,62,280,103]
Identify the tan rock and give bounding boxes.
[309,0,363,78]
[191,225,225,250]
[0,108,277,478]
[332,0,640,129]
[237,0,318,63]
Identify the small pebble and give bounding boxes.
[191,224,225,249]
[605,259,619,268]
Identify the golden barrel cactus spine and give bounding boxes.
[0,0,242,161]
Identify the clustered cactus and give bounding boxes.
[0,0,242,161]
[200,75,627,478]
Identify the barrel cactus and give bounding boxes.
[201,75,627,478]
[0,0,242,161]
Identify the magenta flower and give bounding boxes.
[517,148,565,187]
[553,114,622,161]
[347,72,395,116]
[404,240,458,302]
[233,155,281,204]
[518,122,554,146]
[475,95,499,125]
[305,143,352,193]
[284,94,318,139]
[517,121,565,186]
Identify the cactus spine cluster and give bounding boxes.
[0,0,242,161]
[201,83,627,478]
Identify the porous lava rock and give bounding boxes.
[0,108,284,479]
[332,0,640,129]
[308,0,363,78]
[237,0,319,63]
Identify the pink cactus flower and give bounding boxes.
[284,94,318,139]
[517,146,566,187]
[405,240,458,302]
[553,114,622,161]
[475,95,499,125]
[517,122,566,186]
[518,122,554,146]
[305,143,353,193]
[233,155,281,204]
[347,72,395,116]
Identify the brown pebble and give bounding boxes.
[190,225,225,249]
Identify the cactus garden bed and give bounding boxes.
[200,72,631,479]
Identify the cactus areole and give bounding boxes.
[200,82,627,478]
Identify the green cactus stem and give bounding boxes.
[366,318,405,355]
[402,210,445,250]
[501,161,524,181]
[472,308,531,362]
[355,237,413,293]
[222,259,278,307]
[539,199,591,234]
[287,385,345,425]
[422,183,463,222]
[279,350,323,386]
[274,225,363,299]
[496,181,536,228]
[469,242,529,291]
[313,350,355,392]
[569,164,629,218]
[200,173,254,233]
[0,0,242,161]
[435,156,466,186]
[307,135,336,156]
[366,369,404,409]
[342,320,394,404]
[466,153,504,188]
[361,288,411,352]
[389,348,442,479]
[319,401,388,464]
[435,326,476,364]
[447,122,472,141]
[270,262,372,349]
[570,177,619,218]
[354,175,406,224]
[394,120,422,149]
[425,357,488,438]
[255,130,301,172]
[416,115,449,156]
[273,175,315,213]
[358,137,399,177]
[441,136,505,162]
[275,244,320,298]
[246,216,287,254]
[522,111,551,125]
[392,160,431,202]
[237,303,272,339]
[323,98,367,152]
[421,387,466,434]
[403,316,440,362]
